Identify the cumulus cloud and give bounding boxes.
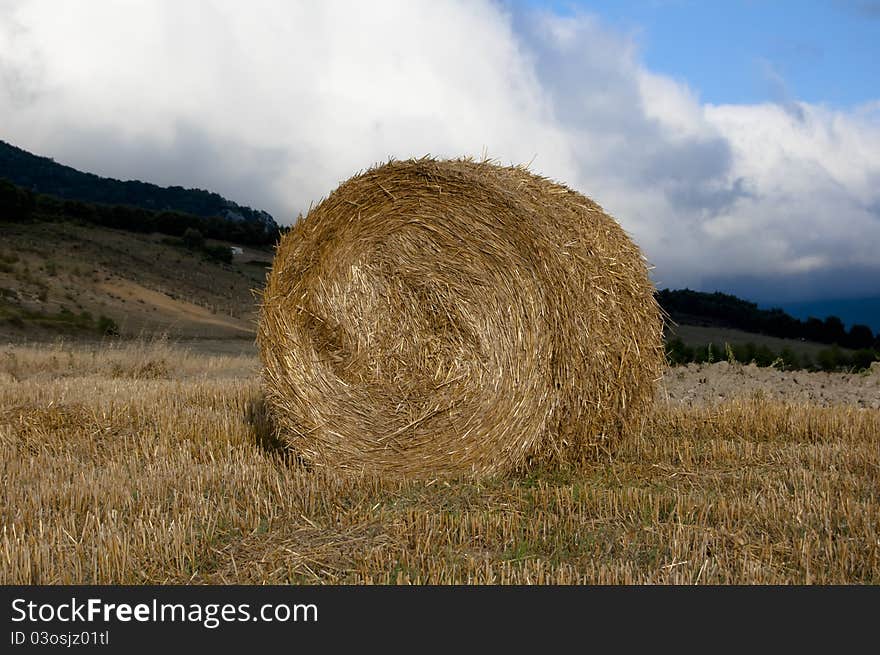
[1,0,879,299]
[1,0,573,216]
[700,101,880,288]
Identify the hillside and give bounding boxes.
[0,140,279,237]
[657,288,879,350]
[0,221,271,341]
[665,323,850,360]
[659,290,879,370]
[1,217,876,373]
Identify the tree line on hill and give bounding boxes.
[656,288,879,351]
[0,177,279,247]
[0,139,279,234]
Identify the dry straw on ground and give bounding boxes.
[3,342,879,583]
[258,158,664,478]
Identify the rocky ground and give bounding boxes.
[658,361,880,409]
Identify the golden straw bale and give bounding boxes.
[258,158,664,478]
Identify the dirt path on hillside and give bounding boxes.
[98,280,255,335]
[658,361,880,409]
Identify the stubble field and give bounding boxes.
[1,339,878,584]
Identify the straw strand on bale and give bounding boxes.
[258,158,664,478]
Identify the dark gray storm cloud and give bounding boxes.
[705,265,880,305]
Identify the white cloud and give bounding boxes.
[701,101,880,275]
[1,1,879,297]
[1,0,574,214]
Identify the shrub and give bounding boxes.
[778,347,800,370]
[665,337,693,366]
[817,345,848,371]
[97,315,120,337]
[850,349,878,372]
[182,228,205,250]
[203,244,233,264]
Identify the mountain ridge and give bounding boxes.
[0,139,279,235]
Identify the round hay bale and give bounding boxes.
[258,158,664,478]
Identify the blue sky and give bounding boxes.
[525,0,880,107]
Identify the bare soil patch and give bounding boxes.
[659,361,880,409]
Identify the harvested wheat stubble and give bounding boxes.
[258,158,664,478]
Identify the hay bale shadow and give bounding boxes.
[244,395,310,470]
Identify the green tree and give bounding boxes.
[0,178,35,221]
[847,324,874,350]
[665,338,693,365]
[823,316,847,345]
[754,345,775,367]
[203,244,233,264]
[182,227,205,250]
[817,345,849,371]
[850,349,878,371]
[779,347,800,370]
[97,315,120,337]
